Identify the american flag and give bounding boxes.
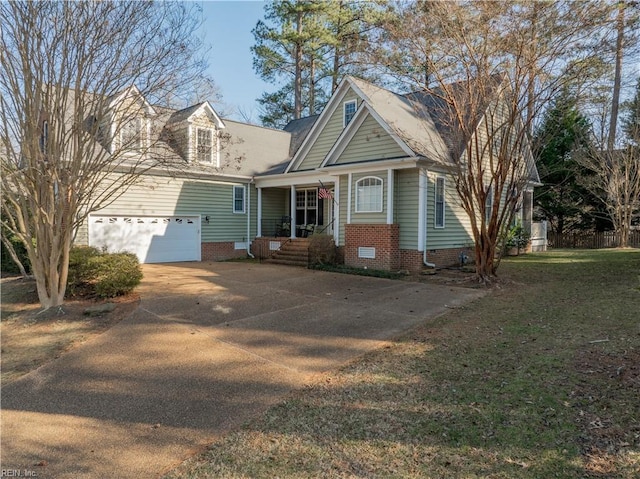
[318,187,332,199]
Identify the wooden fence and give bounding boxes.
[547,230,640,249]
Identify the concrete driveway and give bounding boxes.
[1,262,484,478]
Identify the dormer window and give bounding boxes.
[121,118,142,150]
[343,99,357,127]
[196,127,214,163]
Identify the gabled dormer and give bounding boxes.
[164,101,225,165]
[104,85,156,154]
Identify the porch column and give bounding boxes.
[387,168,394,224]
[257,187,262,237]
[333,177,340,244]
[347,173,352,224]
[290,185,296,238]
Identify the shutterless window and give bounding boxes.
[233,185,245,213]
[343,100,357,127]
[435,177,445,228]
[121,118,141,150]
[485,187,493,223]
[355,176,383,213]
[196,128,213,163]
[40,120,48,153]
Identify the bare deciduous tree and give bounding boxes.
[380,1,613,282]
[0,1,207,309]
[579,80,640,248]
[578,146,640,247]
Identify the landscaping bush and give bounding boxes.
[0,233,31,274]
[92,252,142,298]
[67,246,102,294]
[308,234,337,266]
[66,247,142,298]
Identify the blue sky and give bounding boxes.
[197,1,639,125]
[198,1,270,122]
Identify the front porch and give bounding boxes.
[256,182,336,240]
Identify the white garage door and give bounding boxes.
[88,215,200,263]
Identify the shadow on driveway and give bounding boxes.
[1,262,485,478]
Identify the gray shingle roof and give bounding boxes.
[166,103,205,125]
[221,120,292,176]
[283,115,319,157]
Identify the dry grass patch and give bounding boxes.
[1,275,139,384]
[165,249,640,479]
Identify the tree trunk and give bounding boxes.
[608,2,625,150]
[309,55,315,115]
[294,10,303,120]
[331,1,344,94]
[0,234,29,277]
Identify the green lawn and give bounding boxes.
[166,249,640,479]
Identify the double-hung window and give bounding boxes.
[196,127,213,163]
[233,185,246,214]
[355,176,383,213]
[485,187,493,223]
[343,100,357,127]
[121,118,142,150]
[40,120,49,153]
[435,177,445,228]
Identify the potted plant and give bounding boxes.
[504,223,530,256]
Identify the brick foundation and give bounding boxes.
[399,250,424,273]
[251,237,284,259]
[201,242,248,261]
[425,246,474,267]
[344,224,400,271]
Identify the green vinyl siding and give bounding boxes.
[336,113,406,164]
[426,172,474,249]
[351,171,387,224]
[295,92,360,171]
[337,175,349,246]
[261,188,288,236]
[78,174,254,245]
[396,169,420,250]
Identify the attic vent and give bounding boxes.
[358,247,376,259]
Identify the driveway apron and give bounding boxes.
[1,262,484,478]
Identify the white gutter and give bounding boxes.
[420,168,436,269]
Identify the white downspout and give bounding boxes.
[246,181,254,258]
[420,168,436,268]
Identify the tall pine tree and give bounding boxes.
[252,0,384,128]
[534,88,595,234]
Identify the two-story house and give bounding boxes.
[80,76,540,271]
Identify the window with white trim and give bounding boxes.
[485,187,493,223]
[40,120,48,153]
[121,118,142,150]
[435,177,445,228]
[343,99,357,127]
[355,176,383,213]
[233,185,246,214]
[196,127,214,163]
